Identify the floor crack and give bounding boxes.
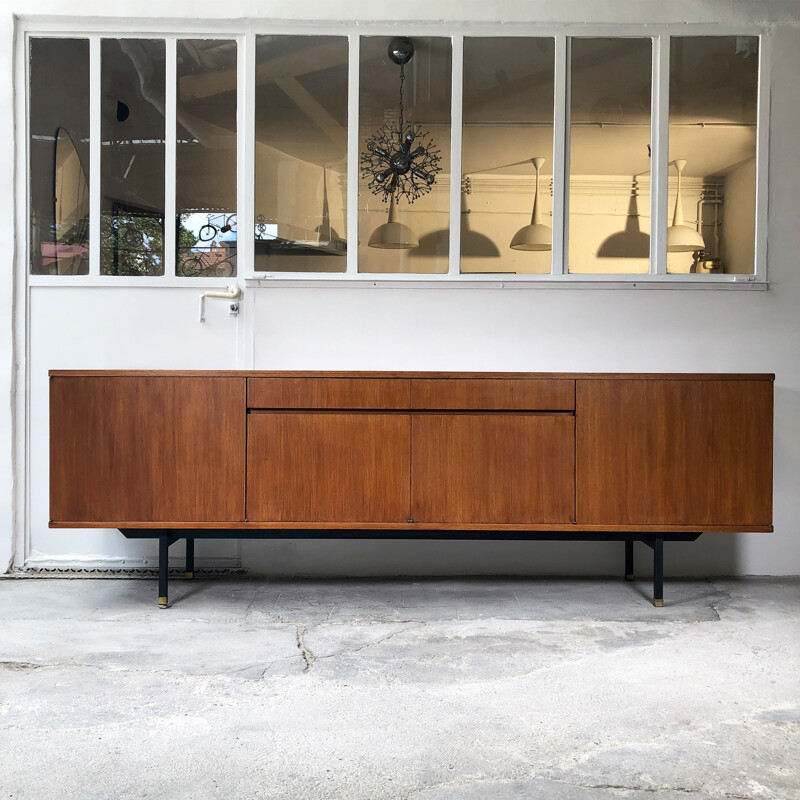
[0,660,43,671]
[546,775,764,799]
[243,589,258,619]
[296,626,315,673]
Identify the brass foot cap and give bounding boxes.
[184,571,194,580]
[653,598,664,607]
[158,597,168,608]
[625,574,635,581]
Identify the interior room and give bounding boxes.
[2,1,799,798]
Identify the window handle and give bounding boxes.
[199,284,241,322]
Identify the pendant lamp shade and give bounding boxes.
[667,159,706,253]
[368,194,419,250]
[510,157,552,251]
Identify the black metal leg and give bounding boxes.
[185,537,195,579]
[653,537,664,607]
[158,534,169,608]
[625,539,634,581]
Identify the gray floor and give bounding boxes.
[0,576,798,799]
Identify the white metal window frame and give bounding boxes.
[18,19,771,291]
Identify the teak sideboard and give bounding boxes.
[49,371,774,607]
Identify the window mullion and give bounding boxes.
[239,33,254,368]
[448,34,464,277]
[650,35,669,276]
[164,37,177,277]
[89,37,100,277]
[240,33,255,280]
[754,32,771,282]
[551,35,569,275]
[346,35,360,277]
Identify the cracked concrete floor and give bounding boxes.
[0,577,798,800]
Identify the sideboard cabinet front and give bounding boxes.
[576,379,773,526]
[50,376,246,524]
[411,413,575,524]
[247,412,411,523]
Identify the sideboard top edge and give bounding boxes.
[48,370,776,381]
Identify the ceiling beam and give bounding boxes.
[179,40,347,101]
[274,76,346,147]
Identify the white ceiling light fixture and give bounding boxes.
[368,193,419,249]
[510,157,552,252]
[666,159,706,252]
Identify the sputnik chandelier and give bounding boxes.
[361,38,442,205]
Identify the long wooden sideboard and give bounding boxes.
[49,371,774,607]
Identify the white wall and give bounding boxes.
[25,288,243,571]
[4,0,800,577]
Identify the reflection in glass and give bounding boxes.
[569,38,652,274]
[101,39,166,276]
[176,39,237,277]
[359,36,451,274]
[254,35,348,273]
[668,36,759,274]
[30,39,90,275]
[461,37,554,274]
[54,128,90,275]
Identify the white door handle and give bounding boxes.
[199,284,241,322]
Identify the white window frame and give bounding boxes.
[19,19,771,290]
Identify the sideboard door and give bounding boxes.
[576,379,773,526]
[247,412,411,523]
[411,414,575,524]
[50,376,246,524]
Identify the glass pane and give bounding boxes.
[101,39,166,276]
[176,39,237,277]
[569,38,652,274]
[461,37,554,274]
[30,39,90,275]
[254,35,348,273]
[668,36,758,275]
[359,36,451,274]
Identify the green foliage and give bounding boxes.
[99,211,199,276]
[100,209,235,277]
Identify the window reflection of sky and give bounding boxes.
[181,212,237,249]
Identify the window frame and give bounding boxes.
[20,19,771,290]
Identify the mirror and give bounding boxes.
[53,127,89,275]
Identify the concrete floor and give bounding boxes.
[0,576,798,799]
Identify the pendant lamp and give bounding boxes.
[362,38,441,250]
[368,193,419,249]
[510,157,552,251]
[666,159,706,252]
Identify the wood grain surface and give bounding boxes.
[49,371,774,532]
[248,377,410,409]
[49,520,772,532]
[247,412,411,522]
[51,370,776,381]
[411,379,575,410]
[411,413,575,524]
[576,379,773,526]
[50,376,246,523]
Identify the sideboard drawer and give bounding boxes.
[411,378,574,411]
[248,377,410,409]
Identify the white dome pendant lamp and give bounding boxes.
[510,157,552,251]
[666,159,706,252]
[368,192,419,250]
